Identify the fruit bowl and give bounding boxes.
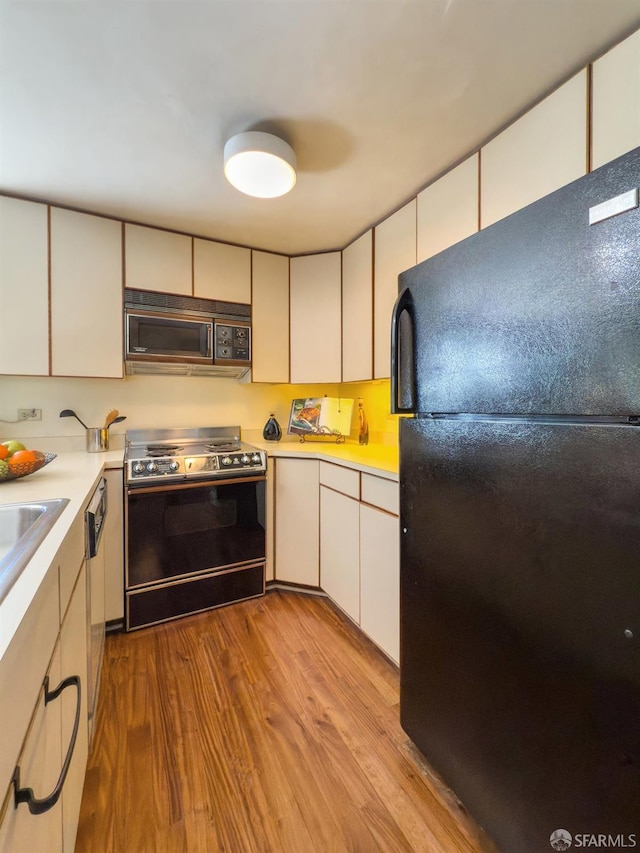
[0,451,57,482]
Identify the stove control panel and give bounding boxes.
[127,448,266,483]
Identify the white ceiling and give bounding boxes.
[1,1,639,256]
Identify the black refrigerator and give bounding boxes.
[393,147,640,851]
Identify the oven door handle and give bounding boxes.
[127,474,266,495]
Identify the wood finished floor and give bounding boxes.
[76,591,497,853]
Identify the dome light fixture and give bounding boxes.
[223,131,297,198]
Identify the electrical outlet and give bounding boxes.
[18,408,42,421]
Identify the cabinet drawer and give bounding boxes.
[58,514,85,622]
[361,474,399,515]
[0,564,59,797]
[319,462,360,499]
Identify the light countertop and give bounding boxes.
[0,449,124,659]
[248,438,399,480]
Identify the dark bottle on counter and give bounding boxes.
[358,399,369,445]
[263,413,282,442]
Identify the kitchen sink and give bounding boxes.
[0,499,70,605]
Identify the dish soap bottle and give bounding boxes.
[357,399,369,446]
[263,413,282,442]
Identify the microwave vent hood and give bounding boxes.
[124,288,250,321]
[124,360,250,380]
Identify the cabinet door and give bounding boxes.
[592,29,640,169]
[265,458,275,582]
[359,504,399,664]
[59,564,88,853]
[374,200,416,379]
[274,459,319,586]
[481,71,588,228]
[0,197,49,376]
[342,230,373,382]
[0,644,63,852]
[290,253,341,383]
[251,250,289,383]
[50,208,123,378]
[320,486,360,623]
[194,239,251,303]
[125,223,192,295]
[103,469,124,624]
[417,154,479,263]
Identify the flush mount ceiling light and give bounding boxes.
[223,131,297,198]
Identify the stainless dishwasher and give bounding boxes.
[85,477,107,742]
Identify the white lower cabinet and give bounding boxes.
[274,458,320,586]
[0,532,89,852]
[0,645,63,852]
[320,486,360,623]
[315,460,400,663]
[359,504,400,664]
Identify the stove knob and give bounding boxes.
[241,454,250,464]
[251,453,261,463]
[222,456,232,466]
[169,461,179,471]
[146,461,158,473]
[133,462,145,474]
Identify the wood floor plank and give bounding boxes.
[76,591,497,853]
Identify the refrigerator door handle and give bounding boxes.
[391,286,416,414]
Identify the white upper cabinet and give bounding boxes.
[0,197,49,376]
[124,223,192,295]
[342,229,373,382]
[592,29,640,169]
[193,239,251,303]
[417,154,479,263]
[50,208,123,378]
[481,70,588,228]
[373,200,416,379]
[290,252,341,383]
[251,250,289,383]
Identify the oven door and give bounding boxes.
[126,310,213,363]
[125,475,266,630]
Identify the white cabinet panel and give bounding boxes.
[290,253,341,383]
[274,458,319,586]
[0,197,49,376]
[59,564,88,853]
[374,200,416,379]
[481,71,588,228]
[360,474,398,516]
[0,563,59,802]
[592,29,640,169]
[50,208,123,378]
[342,230,373,382]
[104,469,124,624]
[0,645,63,852]
[265,458,275,582]
[194,239,251,303]
[359,504,400,664]
[319,461,359,499]
[125,223,192,295]
[417,154,479,263]
[251,250,290,383]
[320,487,360,623]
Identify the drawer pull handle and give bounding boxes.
[12,674,82,816]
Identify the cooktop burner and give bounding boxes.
[125,426,266,485]
[145,444,184,457]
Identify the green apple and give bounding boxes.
[2,440,26,457]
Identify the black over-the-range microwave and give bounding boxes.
[124,289,251,378]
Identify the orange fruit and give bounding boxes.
[0,445,7,460]
[8,449,37,471]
